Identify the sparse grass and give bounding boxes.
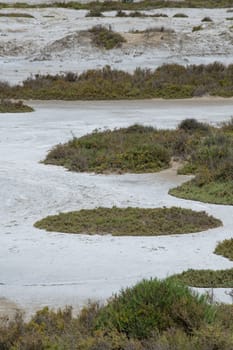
[89,25,126,50]
[34,206,222,236]
[0,99,33,113]
[215,239,233,261]
[0,12,34,17]
[226,16,233,20]
[3,63,233,100]
[172,268,233,288]
[173,13,189,18]
[116,10,168,17]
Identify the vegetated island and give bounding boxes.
[0,99,34,113]
[43,118,233,205]
[34,206,222,236]
[171,238,233,288]
[1,63,233,100]
[1,278,233,349]
[169,118,233,205]
[214,238,233,261]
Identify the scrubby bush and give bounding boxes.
[95,278,216,339]
[89,25,126,50]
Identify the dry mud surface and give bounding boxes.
[0,7,233,83]
[0,98,233,318]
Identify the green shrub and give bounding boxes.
[89,25,126,50]
[178,118,210,133]
[95,278,216,339]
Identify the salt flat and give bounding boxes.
[0,98,233,317]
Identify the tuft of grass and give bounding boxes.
[214,238,233,261]
[173,13,188,18]
[0,99,33,113]
[34,206,222,236]
[226,16,233,20]
[172,268,233,288]
[89,25,126,50]
[201,16,213,22]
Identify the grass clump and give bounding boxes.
[0,12,34,17]
[201,16,213,22]
[89,25,126,50]
[34,206,221,236]
[214,238,233,261]
[172,268,233,288]
[192,25,203,32]
[173,13,188,18]
[0,99,33,113]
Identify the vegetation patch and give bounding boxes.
[85,9,103,17]
[169,180,233,205]
[0,0,232,11]
[2,63,233,100]
[173,13,188,18]
[0,12,34,17]
[0,99,33,113]
[192,24,203,32]
[89,25,126,50]
[116,10,168,17]
[34,207,221,236]
[214,238,233,261]
[172,268,233,288]
[169,119,233,205]
[201,16,213,22]
[43,124,174,173]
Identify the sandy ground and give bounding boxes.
[0,7,233,84]
[0,98,233,319]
